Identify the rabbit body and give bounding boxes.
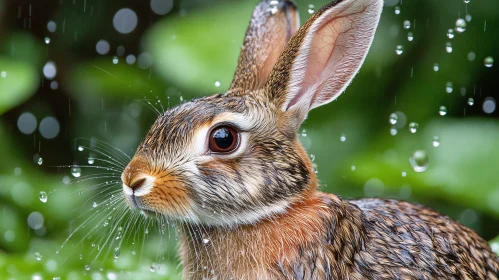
[180,193,499,279]
[121,0,499,279]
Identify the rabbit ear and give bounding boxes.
[266,0,383,125]
[229,0,300,91]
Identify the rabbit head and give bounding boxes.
[121,0,382,227]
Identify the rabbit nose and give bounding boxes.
[130,178,146,190]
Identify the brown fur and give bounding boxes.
[121,0,499,279]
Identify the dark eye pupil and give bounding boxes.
[213,128,233,149]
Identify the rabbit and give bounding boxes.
[121,0,499,279]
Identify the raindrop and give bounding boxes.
[126,55,136,64]
[394,6,400,15]
[35,252,42,261]
[464,0,470,3]
[92,202,98,208]
[50,81,59,90]
[351,165,356,171]
[465,15,472,22]
[27,212,44,230]
[1,71,6,78]
[113,247,120,259]
[150,0,174,15]
[409,150,429,173]
[112,56,119,64]
[37,157,43,165]
[40,192,48,203]
[395,45,404,55]
[409,122,418,133]
[390,127,397,136]
[483,97,496,114]
[439,105,447,116]
[433,63,439,72]
[138,52,153,69]
[364,178,384,197]
[301,129,307,137]
[467,98,474,106]
[39,116,60,139]
[43,61,57,80]
[214,81,221,87]
[403,20,411,29]
[432,136,440,147]
[407,32,414,42]
[85,265,90,271]
[447,29,454,39]
[53,277,61,280]
[455,18,467,33]
[445,81,453,93]
[47,21,57,32]
[113,8,138,34]
[77,146,84,152]
[17,112,37,134]
[71,167,82,178]
[88,157,95,165]
[340,134,346,142]
[445,42,452,53]
[468,52,476,61]
[389,113,398,125]
[44,37,51,44]
[96,40,110,55]
[307,4,315,14]
[484,56,494,68]
[202,238,210,244]
[117,46,125,56]
[401,171,407,177]
[150,264,157,272]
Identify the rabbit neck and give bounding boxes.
[178,192,367,279]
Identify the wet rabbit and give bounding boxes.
[121,0,499,279]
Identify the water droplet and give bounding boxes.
[445,81,453,93]
[465,14,472,22]
[468,52,476,61]
[403,20,411,29]
[445,42,453,53]
[91,243,96,247]
[113,247,120,259]
[409,122,419,133]
[43,61,57,80]
[202,238,210,244]
[401,171,407,177]
[132,251,136,255]
[407,32,414,42]
[394,6,400,15]
[307,4,315,14]
[53,277,61,280]
[85,265,90,271]
[39,192,48,203]
[464,0,470,3]
[390,127,398,136]
[145,228,149,234]
[92,202,98,208]
[447,29,454,39]
[439,106,447,116]
[88,157,95,164]
[1,71,6,78]
[409,150,429,172]
[432,136,440,147]
[389,113,398,125]
[301,129,307,137]
[433,63,439,72]
[467,97,474,106]
[351,165,356,171]
[37,157,43,165]
[77,146,84,152]
[71,167,81,178]
[214,81,221,87]
[484,56,494,68]
[150,264,157,272]
[103,221,109,227]
[47,21,57,33]
[113,8,138,34]
[395,45,404,55]
[483,97,496,114]
[44,37,51,44]
[35,252,42,261]
[112,56,119,64]
[340,134,346,142]
[268,0,279,14]
[455,18,467,33]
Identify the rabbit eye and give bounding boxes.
[209,126,239,153]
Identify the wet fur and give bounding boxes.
[121,0,499,279]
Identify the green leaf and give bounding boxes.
[349,119,499,217]
[0,56,39,115]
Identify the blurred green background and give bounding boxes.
[1,0,499,279]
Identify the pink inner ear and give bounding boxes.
[286,2,379,111]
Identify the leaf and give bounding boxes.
[348,119,499,217]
